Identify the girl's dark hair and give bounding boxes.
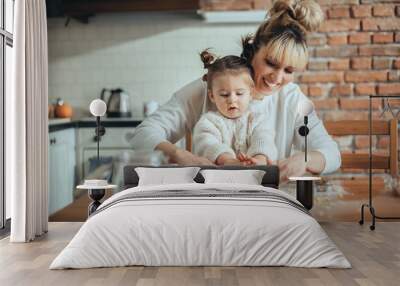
[241,0,324,66]
[200,49,254,88]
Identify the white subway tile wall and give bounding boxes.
[48,12,258,119]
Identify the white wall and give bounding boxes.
[47,12,258,119]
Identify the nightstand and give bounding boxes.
[289,176,321,210]
[77,180,117,215]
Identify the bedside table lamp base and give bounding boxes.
[296,180,313,210]
[289,177,321,211]
[77,180,117,217]
[88,189,106,215]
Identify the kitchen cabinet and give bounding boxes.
[48,129,75,215]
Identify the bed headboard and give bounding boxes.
[123,165,280,189]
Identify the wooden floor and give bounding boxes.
[1,222,400,286]
[49,190,113,222]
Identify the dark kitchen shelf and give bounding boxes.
[49,119,142,133]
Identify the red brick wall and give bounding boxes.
[302,1,399,178]
[301,1,400,198]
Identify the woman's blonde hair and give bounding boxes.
[241,0,324,70]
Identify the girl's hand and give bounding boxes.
[237,152,268,166]
[216,153,243,165]
[237,152,253,166]
[277,152,307,183]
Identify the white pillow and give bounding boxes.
[135,167,200,186]
[200,169,266,185]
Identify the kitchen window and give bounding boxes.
[0,0,14,232]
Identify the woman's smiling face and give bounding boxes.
[251,46,296,96]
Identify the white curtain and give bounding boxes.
[7,0,48,242]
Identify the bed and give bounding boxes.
[50,165,350,269]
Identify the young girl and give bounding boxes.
[193,50,277,166]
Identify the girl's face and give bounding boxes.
[251,46,296,96]
[209,72,253,119]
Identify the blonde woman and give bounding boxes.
[130,0,340,182]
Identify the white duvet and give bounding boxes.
[50,183,351,269]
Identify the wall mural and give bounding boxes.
[47,1,400,222]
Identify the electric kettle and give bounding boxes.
[100,88,131,118]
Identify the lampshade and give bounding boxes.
[89,99,107,117]
[297,100,314,117]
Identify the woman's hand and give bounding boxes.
[172,149,214,165]
[277,152,307,183]
[277,151,326,183]
[236,152,253,165]
[249,154,268,165]
[156,142,213,165]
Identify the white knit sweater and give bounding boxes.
[130,79,341,174]
[193,110,277,163]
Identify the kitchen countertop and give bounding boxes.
[49,117,142,132]
[49,118,73,125]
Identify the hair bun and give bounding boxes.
[241,35,255,63]
[270,0,324,33]
[200,49,216,69]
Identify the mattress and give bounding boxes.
[50,183,351,269]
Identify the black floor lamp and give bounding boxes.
[77,99,116,215]
[359,95,400,230]
[90,99,107,163]
[289,100,320,211]
[297,100,314,162]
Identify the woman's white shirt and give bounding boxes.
[130,78,341,174]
